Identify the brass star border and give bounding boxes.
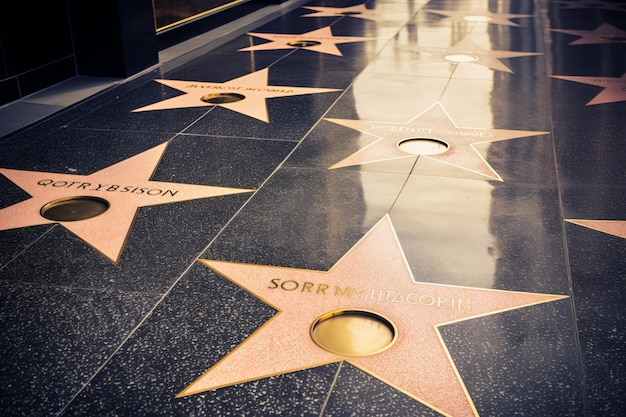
[181,215,567,417]
[238,26,377,56]
[551,0,626,12]
[408,36,542,73]
[550,23,626,45]
[424,8,533,27]
[301,4,380,21]
[566,219,626,239]
[551,73,626,105]
[132,68,340,122]
[324,102,549,181]
[0,143,253,263]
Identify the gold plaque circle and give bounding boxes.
[40,196,110,221]
[444,54,480,63]
[287,40,322,47]
[464,16,493,22]
[310,310,398,357]
[599,35,626,42]
[397,138,449,155]
[201,93,246,104]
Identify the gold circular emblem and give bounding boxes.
[397,138,449,155]
[310,310,397,356]
[201,93,246,104]
[287,40,322,47]
[40,196,110,221]
[444,54,480,62]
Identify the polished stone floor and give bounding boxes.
[0,0,625,416]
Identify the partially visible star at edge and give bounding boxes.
[324,102,549,181]
[301,4,379,20]
[180,215,568,417]
[551,72,626,105]
[550,23,626,45]
[566,219,626,239]
[132,68,340,122]
[424,8,534,26]
[238,26,377,56]
[549,0,626,12]
[407,36,542,73]
[0,143,253,263]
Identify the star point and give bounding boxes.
[550,23,626,45]
[409,36,542,73]
[551,73,626,105]
[132,68,340,122]
[182,215,567,416]
[425,8,533,27]
[301,5,379,20]
[325,102,549,181]
[551,0,626,12]
[566,219,626,238]
[238,26,377,56]
[0,143,253,263]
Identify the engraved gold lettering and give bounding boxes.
[163,189,179,197]
[280,280,299,291]
[36,179,180,197]
[266,279,471,309]
[406,293,418,304]
[317,284,329,294]
[392,293,405,303]
[437,296,448,308]
[268,278,280,289]
[334,286,351,296]
[419,295,435,306]
[370,289,385,301]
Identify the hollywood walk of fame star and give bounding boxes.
[301,4,379,20]
[180,215,567,417]
[424,8,533,27]
[0,143,253,263]
[324,102,549,181]
[132,68,340,122]
[238,26,377,56]
[550,23,626,45]
[551,72,626,105]
[407,36,542,73]
[566,219,626,239]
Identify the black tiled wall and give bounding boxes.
[0,0,76,106]
[0,0,159,107]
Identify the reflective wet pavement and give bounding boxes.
[0,0,624,415]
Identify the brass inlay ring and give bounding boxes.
[201,93,246,104]
[463,16,493,22]
[287,40,322,47]
[599,35,626,42]
[444,54,480,63]
[40,196,110,221]
[397,138,450,155]
[310,309,398,357]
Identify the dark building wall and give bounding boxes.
[68,0,158,79]
[0,0,159,107]
[0,0,76,106]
